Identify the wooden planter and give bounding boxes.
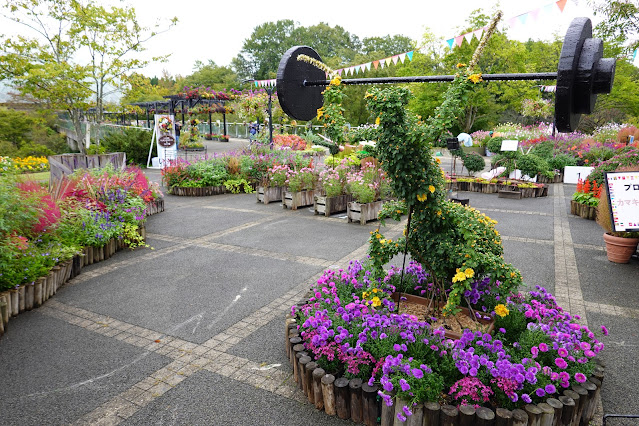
[347,201,383,225]
[570,200,597,220]
[283,189,318,210]
[257,185,285,204]
[537,171,564,184]
[498,190,522,199]
[314,194,353,217]
[169,186,227,196]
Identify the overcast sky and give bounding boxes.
[126,0,598,78]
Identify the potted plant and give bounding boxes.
[314,163,352,216]
[346,162,390,225]
[283,167,318,210]
[596,166,639,263]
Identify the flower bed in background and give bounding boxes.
[0,155,49,173]
[0,165,163,338]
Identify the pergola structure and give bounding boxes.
[129,95,231,136]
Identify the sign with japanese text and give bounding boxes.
[154,114,177,168]
[604,171,639,232]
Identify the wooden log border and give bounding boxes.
[0,225,151,341]
[450,181,548,198]
[284,311,605,426]
[168,185,228,196]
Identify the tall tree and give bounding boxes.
[0,0,175,150]
[182,60,239,91]
[589,0,639,54]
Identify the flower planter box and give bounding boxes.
[168,185,227,196]
[314,194,353,217]
[570,200,597,220]
[347,200,383,225]
[283,189,318,210]
[537,171,564,184]
[257,185,285,204]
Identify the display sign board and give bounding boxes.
[154,114,177,168]
[604,171,639,232]
[500,140,519,151]
[563,166,594,184]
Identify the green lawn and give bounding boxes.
[20,171,50,182]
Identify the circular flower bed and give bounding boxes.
[290,260,605,422]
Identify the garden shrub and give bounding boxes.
[547,153,577,171]
[101,127,156,165]
[517,154,550,178]
[460,151,485,175]
[486,136,506,154]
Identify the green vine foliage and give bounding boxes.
[316,78,347,145]
[366,85,523,314]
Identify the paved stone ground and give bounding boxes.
[1,148,638,425]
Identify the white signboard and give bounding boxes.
[500,140,519,151]
[604,171,639,232]
[154,114,177,168]
[563,166,594,184]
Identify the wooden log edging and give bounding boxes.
[168,185,228,196]
[0,225,149,340]
[284,313,605,426]
[144,198,165,217]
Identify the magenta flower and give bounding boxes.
[531,346,539,358]
[545,384,557,394]
[601,325,609,336]
[522,393,532,403]
[557,348,568,357]
[535,388,546,397]
[412,368,424,379]
[399,379,410,391]
[539,343,548,352]
[575,373,587,383]
[555,358,568,369]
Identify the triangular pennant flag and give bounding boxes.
[473,29,484,40]
[454,35,464,47]
[373,60,379,69]
[464,32,473,43]
[406,51,414,61]
[385,57,392,66]
[446,38,455,50]
[556,0,567,12]
[507,17,517,27]
[518,13,528,25]
[392,55,399,64]
[398,53,406,63]
[634,49,637,62]
[530,8,540,20]
[365,62,371,71]
[254,81,258,88]
[379,60,385,69]
[354,66,360,75]
[543,3,554,14]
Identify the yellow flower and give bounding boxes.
[375,117,380,125]
[417,193,427,202]
[495,304,510,318]
[428,185,435,194]
[435,158,441,164]
[371,297,381,307]
[330,76,341,86]
[464,268,474,278]
[456,63,467,68]
[372,288,378,293]
[380,239,386,244]
[468,73,483,84]
[452,271,467,283]
[316,107,324,120]
[376,234,381,239]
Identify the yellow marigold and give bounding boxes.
[417,193,427,202]
[376,234,381,239]
[452,271,467,283]
[495,304,510,318]
[330,76,341,86]
[380,239,386,244]
[456,63,467,68]
[316,108,324,120]
[435,157,441,164]
[371,296,381,307]
[464,268,474,278]
[428,185,436,193]
[375,117,380,125]
[468,73,483,84]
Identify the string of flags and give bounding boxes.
[251,0,639,89]
[445,0,569,49]
[252,50,416,88]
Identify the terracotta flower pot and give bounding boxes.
[603,233,639,264]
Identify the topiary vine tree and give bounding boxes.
[364,12,524,314]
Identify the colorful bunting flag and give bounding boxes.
[385,57,392,66]
[464,33,473,43]
[556,0,567,12]
[406,51,414,61]
[454,35,464,47]
[530,8,540,20]
[518,13,528,25]
[446,39,454,50]
[392,55,399,65]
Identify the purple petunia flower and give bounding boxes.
[400,379,410,391]
[522,394,532,403]
[545,384,557,394]
[412,368,424,379]
[535,388,546,397]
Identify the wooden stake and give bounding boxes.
[587,378,602,422]
[537,402,554,426]
[299,356,311,393]
[512,408,529,426]
[361,383,379,426]
[476,406,495,426]
[545,398,563,426]
[495,407,512,426]
[312,368,325,410]
[423,401,441,426]
[557,396,574,426]
[321,374,336,415]
[349,378,363,423]
[580,380,597,425]
[525,404,543,426]
[440,404,459,426]
[25,283,34,311]
[459,404,476,426]
[294,351,307,387]
[562,390,579,426]
[305,361,317,402]
[334,377,350,420]
[570,384,588,426]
